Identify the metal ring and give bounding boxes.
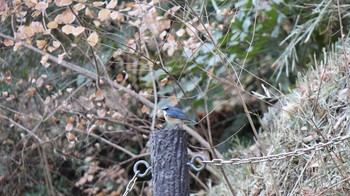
[187,155,206,172]
[133,160,151,178]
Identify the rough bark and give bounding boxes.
[151,128,189,196]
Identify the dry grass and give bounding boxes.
[210,39,350,195]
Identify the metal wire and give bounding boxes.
[201,135,349,166]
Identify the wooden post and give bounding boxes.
[151,128,189,196]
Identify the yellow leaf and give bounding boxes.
[47,21,58,29]
[36,40,47,50]
[55,0,72,7]
[87,32,98,47]
[98,9,110,21]
[92,1,104,7]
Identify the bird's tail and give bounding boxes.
[191,119,198,125]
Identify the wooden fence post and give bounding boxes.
[151,128,189,196]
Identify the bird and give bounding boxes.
[161,105,197,126]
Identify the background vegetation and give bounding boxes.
[0,0,349,195]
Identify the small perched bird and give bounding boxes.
[161,105,197,125]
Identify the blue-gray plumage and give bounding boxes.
[161,105,197,125]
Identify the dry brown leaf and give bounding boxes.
[207,67,214,79]
[35,2,48,11]
[92,1,105,7]
[58,53,66,63]
[66,88,73,93]
[112,112,122,120]
[66,117,75,123]
[98,9,110,21]
[169,96,178,106]
[95,89,104,101]
[73,3,85,11]
[47,21,58,29]
[106,0,118,9]
[85,7,95,18]
[79,96,94,110]
[176,28,185,37]
[4,76,11,84]
[55,9,76,24]
[47,46,55,52]
[53,41,60,48]
[87,175,94,182]
[162,34,177,56]
[13,42,22,51]
[73,26,85,36]
[66,132,77,143]
[160,77,168,87]
[116,73,123,82]
[87,32,98,47]
[97,109,106,117]
[93,20,101,27]
[46,84,53,91]
[48,40,60,52]
[24,0,36,8]
[36,40,47,49]
[26,87,36,97]
[76,123,84,130]
[55,0,73,7]
[18,25,34,38]
[3,39,14,46]
[141,105,149,113]
[32,10,41,17]
[110,11,124,22]
[159,30,167,40]
[171,5,181,13]
[62,25,85,36]
[36,77,44,88]
[40,54,50,67]
[112,49,123,58]
[30,22,45,33]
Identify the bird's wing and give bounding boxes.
[167,108,191,120]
